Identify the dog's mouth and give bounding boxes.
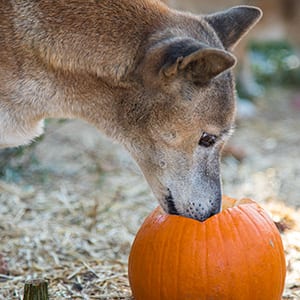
[165,188,179,215]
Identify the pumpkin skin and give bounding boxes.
[128,196,286,300]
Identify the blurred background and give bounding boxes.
[0,1,300,299]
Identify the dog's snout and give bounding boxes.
[163,189,221,222]
[201,195,222,221]
[189,201,221,222]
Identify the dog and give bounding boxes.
[0,0,261,221]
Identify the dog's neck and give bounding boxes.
[10,0,167,84]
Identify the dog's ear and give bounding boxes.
[205,6,262,50]
[160,40,236,83]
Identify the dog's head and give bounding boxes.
[123,6,262,221]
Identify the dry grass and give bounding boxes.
[0,88,300,299]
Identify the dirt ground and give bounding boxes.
[0,87,300,299]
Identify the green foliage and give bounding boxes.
[249,41,300,87]
[0,137,42,182]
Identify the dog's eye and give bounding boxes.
[199,132,217,147]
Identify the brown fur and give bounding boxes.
[0,0,261,221]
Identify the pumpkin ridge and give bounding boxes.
[172,217,186,299]
[246,204,286,297]
[211,213,231,299]
[261,210,286,295]
[226,208,253,299]
[187,221,199,297]
[238,204,284,299]
[235,206,272,299]
[159,217,171,300]
[204,216,209,298]
[237,204,265,238]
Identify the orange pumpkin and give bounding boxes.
[128,196,286,300]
